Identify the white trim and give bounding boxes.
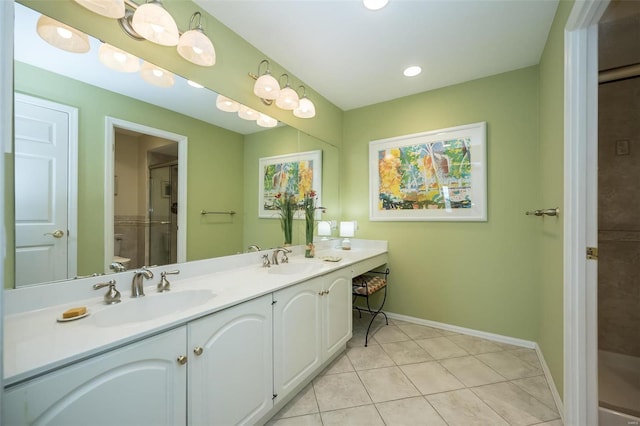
[563,1,609,425]
[104,117,187,271]
[386,311,536,348]
[386,311,564,415]
[14,93,79,281]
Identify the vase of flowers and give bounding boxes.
[303,191,317,258]
[274,192,296,245]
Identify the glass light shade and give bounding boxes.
[74,0,125,18]
[340,221,355,250]
[140,61,175,87]
[317,221,331,237]
[216,95,240,112]
[256,114,278,128]
[238,105,259,121]
[99,43,140,72]
[187,80,204,89]
[293,96,316,118]
[36,15,90,53]
[131,1,179,46]
[177,29,216,67]
[363,0,389,10]
[253,73,280,100]
[275,85,300,110]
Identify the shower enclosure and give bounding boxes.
[148,163,178,267]
[598,4,640,422]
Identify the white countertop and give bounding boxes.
[3,240,387,386]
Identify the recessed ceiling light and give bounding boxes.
[403,66,422,77]
[363,0,388,11]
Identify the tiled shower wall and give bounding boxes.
[598,76,640,358]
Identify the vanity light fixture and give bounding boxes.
[256,113,278,128]
[339,221,356,250]
[216,95,240,112]
[177,12,216,67]
[140,61,175,87]
[363,0,389,11]
[275,74,300,110]
[252,59,280,101]
[317,221,332,240]
[99,43,140,72]
[131,0,180,46]
[238,104,260,121]
[293,86,316,119]
[73,0,125,19]
[36,15,90,53]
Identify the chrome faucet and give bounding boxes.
[131,267,153,298]
[109,262,127,272]
[271,247,291,265]
[247,244,261,252]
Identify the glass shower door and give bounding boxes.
[148,164,177,266]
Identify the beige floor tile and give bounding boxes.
[511,375,559,412]
[320,351,355,376]
[273,383,318,419]
[380,340,434,365]
[471,382,560,425]
[347,327,370,348]
[535,420,564,426]
[376,397,448,426]
[400,361,465,395]
[447,334,504,354]
[395,323,443,339]
[440,356,506,387]
[371,325,411,344]
[320,405,385,426]
[312,372,372,411]
[347,344,396,370]
[357,366,420,402]
[476,351,542,379]
[426,389,509,425]
[266,413,323,426]
[508,348,543,368]
[415,336,469,359]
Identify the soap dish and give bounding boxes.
[321,256,342,262]
[57,311,89,323]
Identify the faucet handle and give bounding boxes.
[158,269,180,292]
[262,254,271,268]
[93,280,121,305]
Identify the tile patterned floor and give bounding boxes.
[267,314,563,426]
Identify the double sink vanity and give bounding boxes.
[3,239,388,425]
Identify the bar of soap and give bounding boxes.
[62,307,87,319]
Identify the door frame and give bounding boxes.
[14,92,79,283]
[563,0,609,424]
[104,117,187,271]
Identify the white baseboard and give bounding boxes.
[385,311,564,418]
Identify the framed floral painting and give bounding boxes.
[369,122,487,221]
[259,150,322,219]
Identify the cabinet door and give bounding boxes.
[3,328,187,426]
[188,294,273,426]
[273,277,322,401]
[323,270,353,359]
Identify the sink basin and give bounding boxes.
[92,289,215,327]
[267,262,325,275]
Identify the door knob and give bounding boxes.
[177,355,188,365]
[44,230,65,238]
[193,346,204,356]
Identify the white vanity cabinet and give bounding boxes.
[272,268,352,402]
[3,327,187,426]
[187,294,273,426]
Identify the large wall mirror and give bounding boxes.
[7,2,340,289]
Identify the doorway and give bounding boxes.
[105,117,187,272]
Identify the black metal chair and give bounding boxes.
[352,268,390,346]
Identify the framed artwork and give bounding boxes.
[161,181,171,198]
[259,150,322,219]
[369,122,487,221]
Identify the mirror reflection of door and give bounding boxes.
[114,128,177,270]
[14,93,77,286]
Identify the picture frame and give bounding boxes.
[259,150,322,219]
[369,122,487,221]
[161,180,171,198]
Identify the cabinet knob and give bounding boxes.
[193,346,204,356]
[177,355,188,365]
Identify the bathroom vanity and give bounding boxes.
[2,240,388,425]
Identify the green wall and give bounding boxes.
[343,66,542,340]
[14,61,245,280]
[537,0,574,396]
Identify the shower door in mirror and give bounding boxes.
[148,163,178,267]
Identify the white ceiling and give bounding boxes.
[194,0,560,111]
